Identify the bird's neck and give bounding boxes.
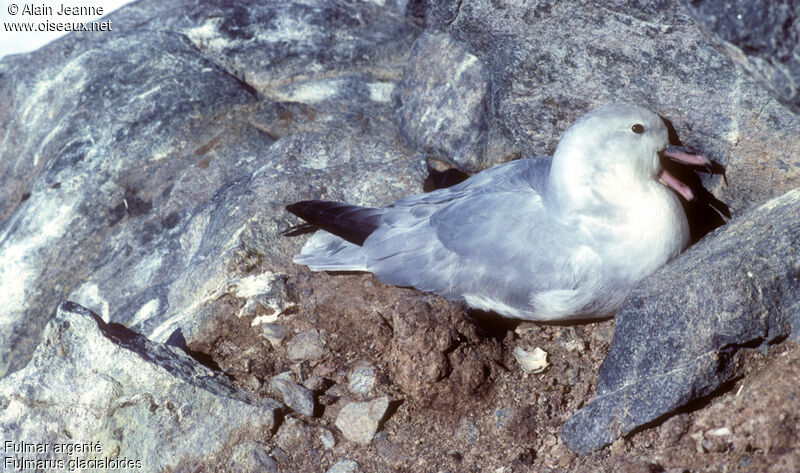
[545,148,603,214]
[546,155,662,220]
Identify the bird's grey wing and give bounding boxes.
[423,155,563,267]
[363,157,585,307]
[292,157,554,279]
[432,191,547,260]
[419,155,551,197]
[366,157,552,261]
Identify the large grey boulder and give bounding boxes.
[562,188,800,454]
[393,31,496,171]
[0,0,423,376]
[0,302,284,471]
[420,0,800,214]
[678,0,800,115]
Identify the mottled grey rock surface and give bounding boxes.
[2,0,800,469]
[423,0,800,214]
[0,0,423,376]
[0,302,284,471]
[562,189,800,454]
[394,31,496,171]
[678,0,800,115]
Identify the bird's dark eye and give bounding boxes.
[631,124,645,134]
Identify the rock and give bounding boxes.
[417,0,800,215]
[261,323,289,347]
[326,459,359,473]
[677,1,800,115]
[270,373,316,417]
[0,0,423,377]
[456,418,481,444]
[235,272,295,322]
[562,189,800,454]
[275,417,311,452]
[0,302,284,472]
[394,31,496,171]
[303,375,331,393]
[334,396,391,444]
[347,361,378,396]
[287,329,327,362]
[319,427,337,449]
[388,297,496,407]
[226,441,278,473]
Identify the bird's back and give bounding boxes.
[359,156,602,318]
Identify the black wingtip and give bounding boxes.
[285,201,309,217]
[283,199,382,246]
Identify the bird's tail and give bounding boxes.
[292,231,368,271]
[285,200,384,246]
[284,200,386,271]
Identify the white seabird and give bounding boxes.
[286,104,712,321]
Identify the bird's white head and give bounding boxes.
[547,104,686,211]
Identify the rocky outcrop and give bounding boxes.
[422,0,800,215]
[0,0,424,377]
[678,0,800,115]
[393,31,501,171]
[1,0,800,470]
[0,302,284,471]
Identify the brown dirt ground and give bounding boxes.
[183,267,800,473]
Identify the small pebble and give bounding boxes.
[261,323,288,347]
[275,417,309,452]
[335,396,390,444]
[226,441,277,473]
[269,375,316,417]
[287,329,326,361]
[347,361,377,396]
[319,427,337,449]
[326,459,359,473]
[514,322,542,337]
